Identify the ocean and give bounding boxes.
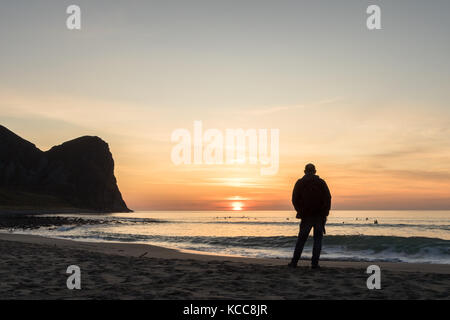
[10,210,450,264]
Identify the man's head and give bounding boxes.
[304,163,316,175]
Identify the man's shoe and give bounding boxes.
[311,264,321,270]
[287,262,297,268]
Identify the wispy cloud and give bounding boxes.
[241,97,343,116]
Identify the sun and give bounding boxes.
[231,202,243,211]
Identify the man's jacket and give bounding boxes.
[292,174,331,220]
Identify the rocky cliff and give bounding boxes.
[0,125,131,213]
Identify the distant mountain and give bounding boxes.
[0,125,131,213]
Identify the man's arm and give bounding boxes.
[322,181,332,216]
[292,180,302,212]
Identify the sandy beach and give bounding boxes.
[0,233,448,300]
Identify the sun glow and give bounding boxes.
[231,202,244,211]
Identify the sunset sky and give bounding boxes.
[1,0,449,210]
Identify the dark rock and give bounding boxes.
[0,125,131,213]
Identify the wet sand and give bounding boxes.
[0,233,448,299]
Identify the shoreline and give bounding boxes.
[1,232,449,274]
[1,233,449,299]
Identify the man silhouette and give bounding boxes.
[288,163,331,269]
